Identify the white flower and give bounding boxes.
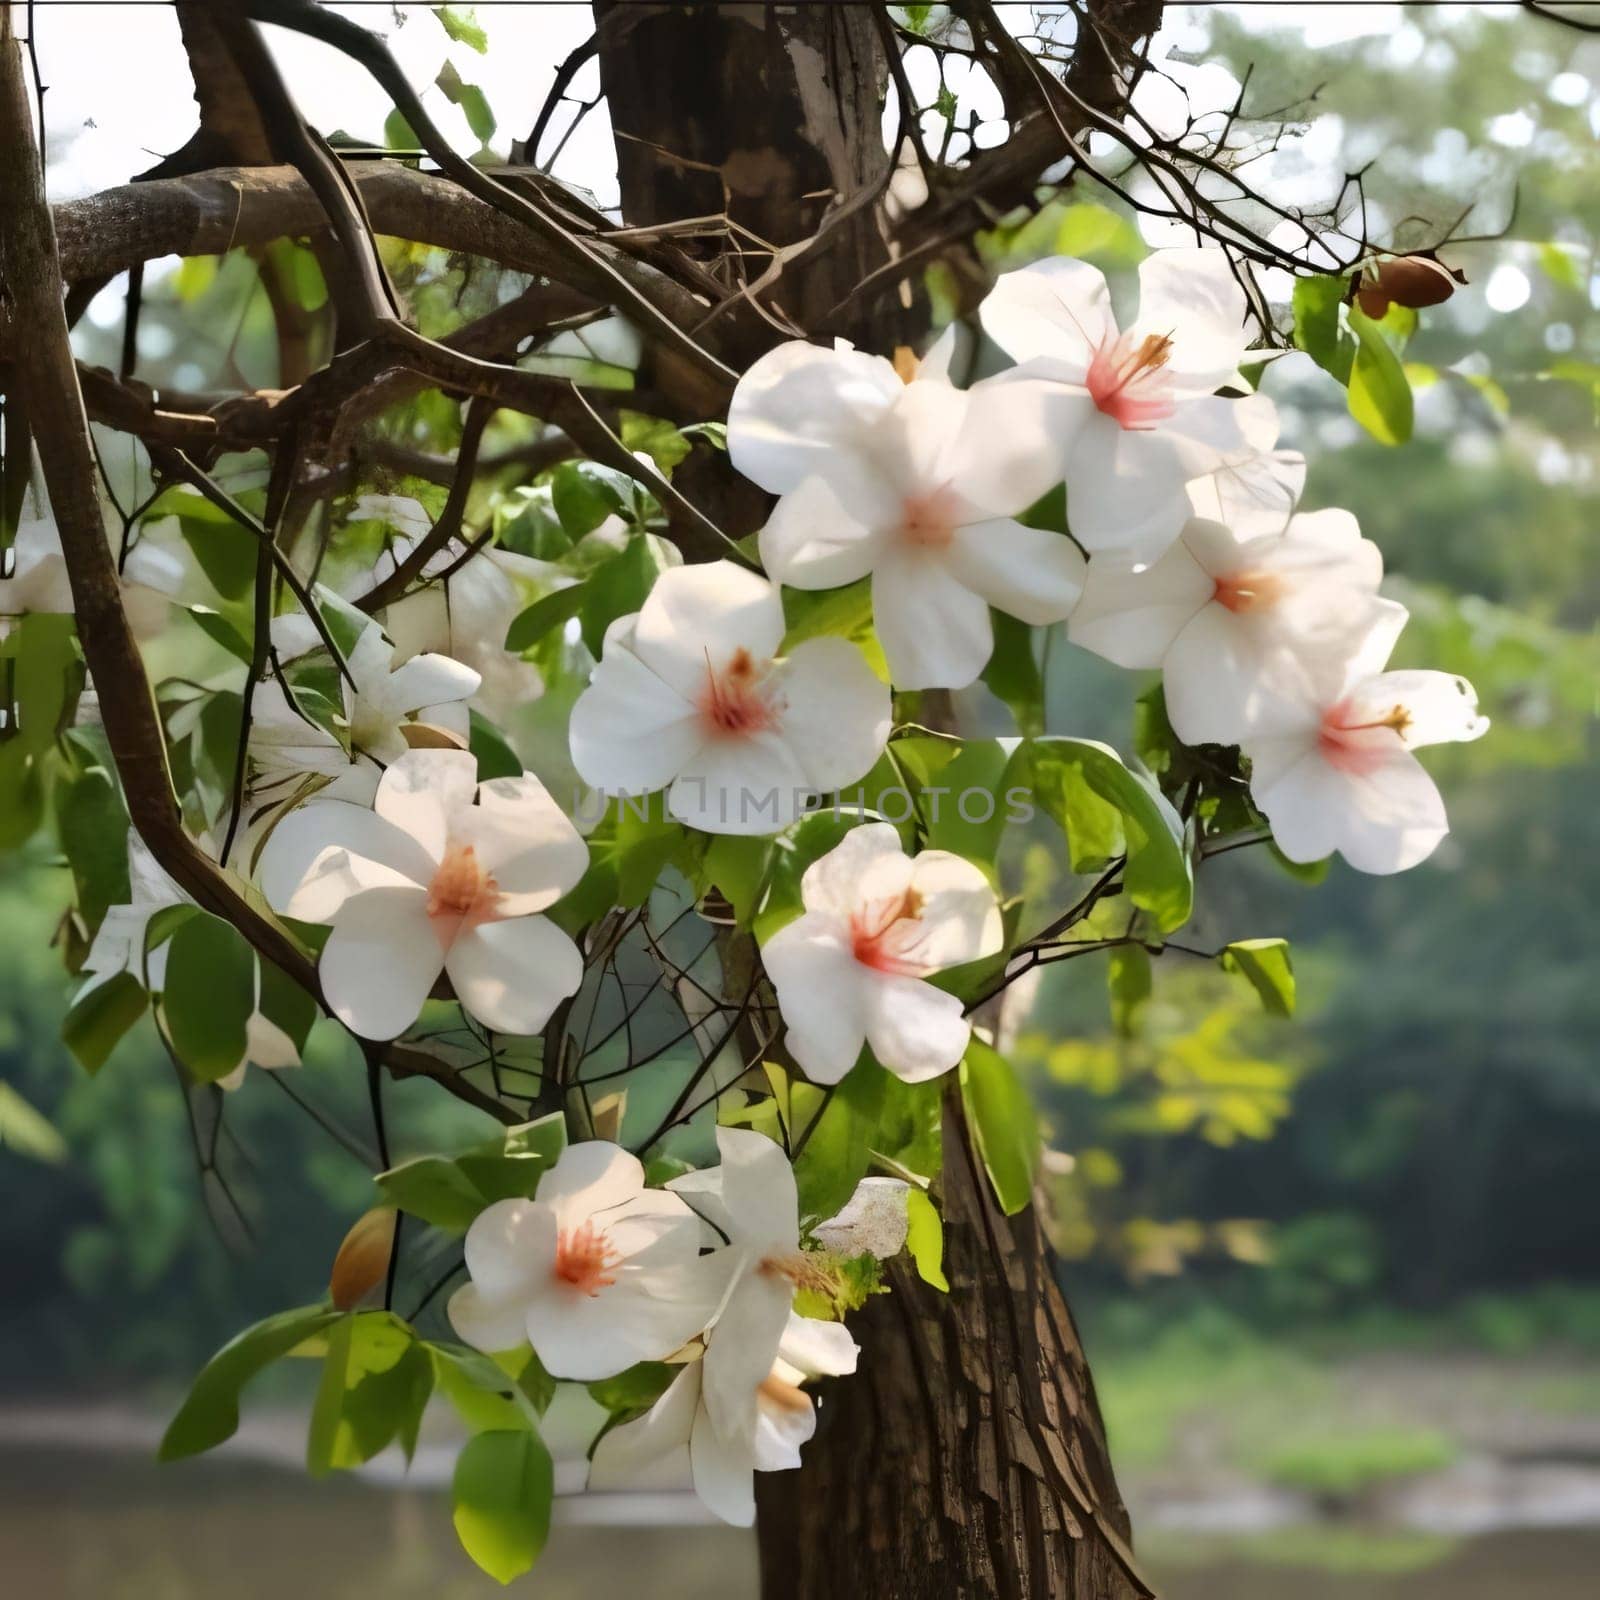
[348,493,434,541]
[1071,510,1394,747]
[1187,391,1305,539]
[1,502,185,641]
[728,337,1083,689]
[568,561,890,836]
[760,823,1002,1084]
[1238,608,1489,874]
[249,620,480,795]
[979,247,1256,560]
[78,831,299,1091]
[257,748,588,1038]
[586,1128,859,1525]
[366,527,549,726]
[447,1141,726,1380]
[587,1309,857,1527]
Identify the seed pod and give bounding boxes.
[329,1205,398,1310]
[1354,252,1467,319]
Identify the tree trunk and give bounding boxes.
[756,1090,1151,1600]
[591,0,900,353]
[591,8,1152,1595]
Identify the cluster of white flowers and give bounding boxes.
[67,244,1485,1518]
[450,1130,868,1528]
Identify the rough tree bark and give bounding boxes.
[589,7,1153,1596]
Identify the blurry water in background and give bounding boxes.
[3,2,1597,1595]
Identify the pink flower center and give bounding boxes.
[1086,329,1177,430]
[699,647,776,738]
[850,886,932,977]
[1212,569,1288,614]
[1317,698,1413,775]
[425,843,503,949]
[553,1220,621,1296]
[898,486,961,552]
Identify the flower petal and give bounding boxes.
[588,1364,699,1491]
[797,821,907,918]
[716,1127,800,1250]
[537,1140,645,1216]
[258,802,435,917]
[377,651,482,717]
[446,914,583,1035]
[1069,538,1213,670]
[945,517,1085,627]
[690,1393,757,1527]
[701,1272,793,1448]
[669,731,811,835]
[728,339,904,495]
[320,884,441,1039]
[871,553,994,690]
[979,256,1114,377]
[631,561,786,703]
[905,850,1004,968]
[1349,670,1489,750]
[446,1282,537,1355]
[863,974,971,1084]
[569,627,704,797]
[762,914,871,1086]
[776,1311,860,1379]
[1132,247,1255,396]
[374,749,479,863]
[458,772,589,913]
[757,468,894,591]
[1061,415,1194,561]
[1253,743,1449,875]
[770,637,892,791]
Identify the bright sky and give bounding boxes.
[30,1,1542,205]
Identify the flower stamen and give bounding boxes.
[553,1220,622,1297]
[426,843,503,947]
[1086,329,1177,430]
[699,647,777,738]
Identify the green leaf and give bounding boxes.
[1539,241,1583,291]
[1108,944,1152,1038]
[377,1114,566,1233]
[0,741,45,849]
[919,737,1011,878]
[551,462,623,541]
[1347,304,1414,445]
[702,834,770,926]
[307,1312,429,1476]
[620,410,693,476]
[257,957,318,1052]
[169,493,259,601]
[62,971,148,1075]
[434,4,488,51]
[1219,938,1296,1017]
[188,603,253,663]
[469,709,521,780]
[383,107,420,150]
[1292,274,1353,383]
[1015,738,1193,932]
[162,911,256,1083]
[503,582,586,653]
[161,1305,340,1461]
[452,1428,554,1584]
[7,611,80,751]
[56,762,129,928]
[960,1038,1039,1216]
[904,1186,948,1292]
[436,60,496,145]
[0,1081,67,1163]
[792,1060,888,1224]
[981,612,1045,736]
[580,535,660,657]
[587,1361,675,1416]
